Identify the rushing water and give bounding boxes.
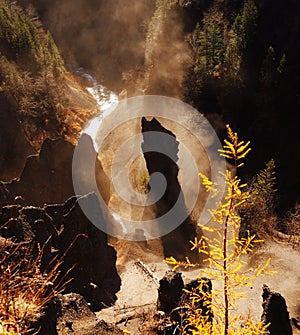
[76,68,119,151]
[75,70,130,234]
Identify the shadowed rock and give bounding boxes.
[159,276,213,335]
[0,194,121,311]
[261,284,293,335]
[35,293,124,335]
[0,93,35,182]
[0,138,74,206]
[0,134,110,209]
[141,117,199,262]
[157,271,184,313]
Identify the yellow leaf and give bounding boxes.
[199,225,215,232]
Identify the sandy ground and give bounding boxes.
[96,239,300,334]
[244,241,300,323]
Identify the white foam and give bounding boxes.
[82,78,119,151]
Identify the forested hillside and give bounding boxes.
[182,0,300,212]
[0,0,98,180]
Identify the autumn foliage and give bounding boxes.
[165,125,273,335]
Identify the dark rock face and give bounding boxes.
[0,194,121,311]
[171,278,213,334]
[157,271,184,313]
[0,134,109,209]
[141,117,198,262]
[182,278,212,312]
[35,296,62,335]
[261,285,293,335]
[0,138,75,206]
[0,93,35,181]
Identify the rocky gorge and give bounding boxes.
[1,0,300,334]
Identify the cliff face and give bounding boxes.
[0,138,75,206]
[16,0,300,210]
[0,129,121,312]
[0,0,100,183]
[0,134,110,208]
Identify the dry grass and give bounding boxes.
[0,239,70,334]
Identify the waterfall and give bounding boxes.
[78,72,134,236]
[77,69,119,152]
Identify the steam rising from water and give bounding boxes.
[21,0,190,98]
[137,0,191,96]
[73,95,226,241]
[28,1,227,239]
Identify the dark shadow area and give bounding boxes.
[0,194,121,312]
[141,117,201,263]
[0,93,35,182]
[261,285,293,335]
[0,138,75,207]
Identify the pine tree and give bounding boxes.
[239,159,277,237]
[250,159,277,199]
[233,0,258,51]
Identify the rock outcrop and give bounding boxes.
[0,134,109,209]
[0,138,75,206]
[36,293,124,335]
[156,273,213,335]
[261,284,293,335]
[0,194,121,311]
[157,271,184,313]
[141,117,199,262]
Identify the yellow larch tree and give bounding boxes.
[165,125,273,335]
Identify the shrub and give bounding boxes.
[0,240,69,334]
[239,159,277,238]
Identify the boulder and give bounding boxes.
[261,284,293,335]
[157,271,184,313]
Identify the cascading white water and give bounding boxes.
[86,84,119,112]
[84,86,118,152]
[76,69,119,151]
[74,69,132,235]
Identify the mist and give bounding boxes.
[20,0,191,98]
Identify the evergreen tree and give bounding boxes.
[233,0,258,51]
